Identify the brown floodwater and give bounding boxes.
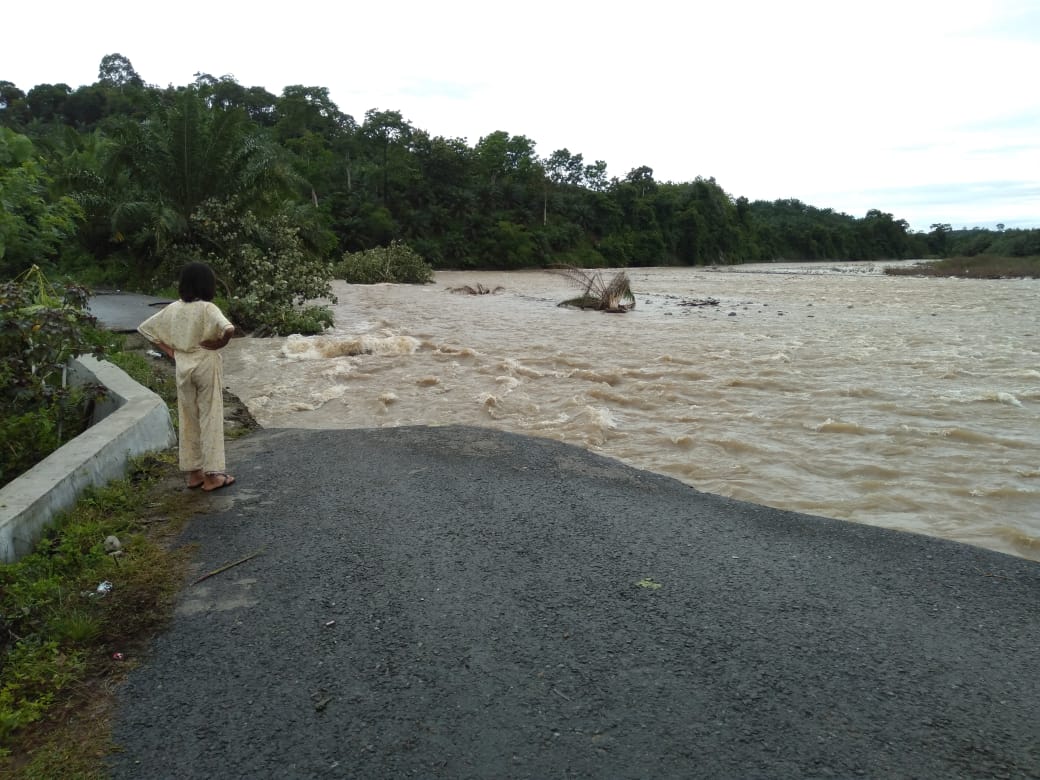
[221,263,1040,561]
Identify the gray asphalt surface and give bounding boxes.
[106,425,1040,779]
[88,291,174,333]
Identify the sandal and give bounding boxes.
[202,473,236,492]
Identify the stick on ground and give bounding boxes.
[190,550,264,586]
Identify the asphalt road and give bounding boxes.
[107,426,1040,779]
[88,291,174,333]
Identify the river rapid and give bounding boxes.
[221,263,1040,561]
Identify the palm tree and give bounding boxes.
[103,87,304,266]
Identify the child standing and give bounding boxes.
[139,262,237,492]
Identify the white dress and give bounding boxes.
[138,301,233,473]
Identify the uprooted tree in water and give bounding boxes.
[551,266,636,313]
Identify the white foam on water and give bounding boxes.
[281,333,420,361]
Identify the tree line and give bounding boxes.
[2,55,1035,302]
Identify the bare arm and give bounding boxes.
[200,324,235,350]
[152,340,175,360]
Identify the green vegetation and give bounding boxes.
[0,128,85,278]
[14,52,1029,335]
[0,452,191,777]
[334,240,434,284]
[0,266,108,486]
[104,349,176,407]
[884,254,1040,279]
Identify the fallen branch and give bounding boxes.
[550,265,635,312]
[677,297,719,307]
[191,550,264,586]
[447,283,504,295]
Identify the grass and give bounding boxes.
[884,254,1040,279]
[105,349,177,408]
[0,347,200,778]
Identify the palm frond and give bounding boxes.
[550,265,635,312]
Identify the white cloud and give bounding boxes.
[5,0,1039,230]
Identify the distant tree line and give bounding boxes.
[2,54,1036,298]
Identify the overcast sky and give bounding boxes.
[6,0,1039,231]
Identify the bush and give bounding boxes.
[179,198,337,336]
[334,240,434,284]
[0,266,107,485]
[884,255,1040,279]
[0,129,85,280]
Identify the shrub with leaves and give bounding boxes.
[334,240,434,284]
[0,128,85,279]
[0,266,108,486]
[182,198,336,336]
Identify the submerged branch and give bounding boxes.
[447,283,505,295]
[550,266,635,312]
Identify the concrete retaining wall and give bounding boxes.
[0,356,176,563]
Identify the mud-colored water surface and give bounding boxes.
[222,262,1040,560]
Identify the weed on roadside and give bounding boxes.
[0,452,194,778]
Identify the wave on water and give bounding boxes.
[497,358,555,379]
[812,418,872,435]
[434,345,478,358]
[569,368,623,386]
[281,333,420,361]
[939,389,1025,407]
[495,376,521,392]
[583,405,618,431]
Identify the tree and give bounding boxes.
[62,85,109,129]
[542,148,586,226]
[544,148,584,187]
[858,209,913,259]
[928,223,952,257]
[104,87,304,264]
[274,85,352,142]
[0,81,25,112]
[0,128,83,277]
[472,131,544,230]
[23,84,72,124]
[361,109,417,207]
[0,81,27,129]
[98,53,144,89]
[583,160,609,192]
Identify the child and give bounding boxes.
[139,262,237,492]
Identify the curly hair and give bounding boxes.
[178,262,217,303]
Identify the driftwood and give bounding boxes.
[550,266,635,312]
[447,284,504,295]
[677,297,719,307]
